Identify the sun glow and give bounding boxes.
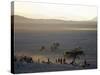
[14,1,97,21]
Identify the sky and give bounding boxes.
[14,2,97,21]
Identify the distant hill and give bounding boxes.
[12,15,97,32]
[91,17,97,21]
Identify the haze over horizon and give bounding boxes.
[12,2,97,21]
[13,15,97,32]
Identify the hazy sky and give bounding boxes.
[14,2,97,21]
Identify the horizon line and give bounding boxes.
[12,15,97,22]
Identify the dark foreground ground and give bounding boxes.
[14,61,97,74]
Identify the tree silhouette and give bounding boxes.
[40,46,46,51]
[50,42,60,51]
[64,47,86,65]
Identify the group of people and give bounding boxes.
[55,58,66,64]
[37,57,66,64]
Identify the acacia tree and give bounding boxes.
[50,42,60,51]
[64,47,85,65]
[40,46,46,51]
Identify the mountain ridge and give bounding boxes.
[12,15,97,32]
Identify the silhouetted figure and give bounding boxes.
[47,58,50,64]
[60,58,62,64]
[56,59,57,63]
[63,58,66,64]
[58,58,60,64]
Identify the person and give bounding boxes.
[58,58,60,64]
[56,58,58,63]
[60,58,62,64]
[63,58,66,64]
[46,58,50,64]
